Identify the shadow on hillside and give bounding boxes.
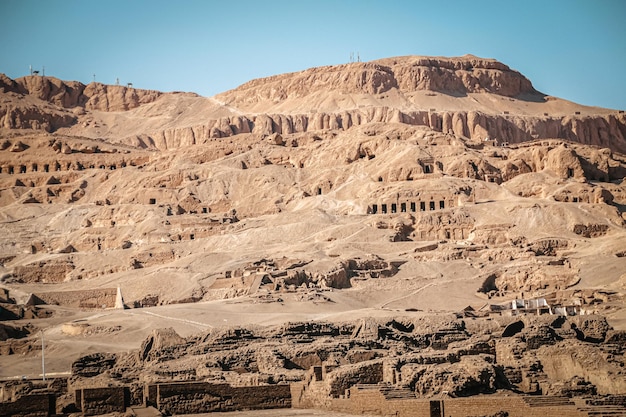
[614,202,626,215]
[435,89,548,103]
[515,91,548,103]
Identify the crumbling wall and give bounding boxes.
[325,360,384,397]
[130,250,176,269]
[328,389,587,417]
[0,393,55,417]
[33,288,117,309]
[75,387,126,416]
[146,381,291,415]
[13,259,74,283]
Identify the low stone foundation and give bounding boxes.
[326,386,589,417]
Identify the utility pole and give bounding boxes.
[41,330,46,381]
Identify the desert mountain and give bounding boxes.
[0,56,625,413]
[2,55,626,152]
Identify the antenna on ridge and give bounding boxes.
[115,78,120,86]
[42,66,45,77]
[30,65,43,76]
[357,52,360,63]
[350,52,354,63]
[93,74,96,83]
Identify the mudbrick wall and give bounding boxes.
[146,381,291,415]
[13,260,74,284]
[33,288,117,309]
[75,387,126,416]
[0,393,55,417]
[326,387,589,417]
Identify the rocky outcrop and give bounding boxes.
[0,101,76,132]
[80,82,162,111]
[0,74,165,133]
[383,55,535,97]
[217,55,538,107]
[12,76,86,108]
[0,73,22,94]
[1,74,163,111]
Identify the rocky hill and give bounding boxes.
[0,55,625,413]
[217,55,539,107]
[2,55,626,153]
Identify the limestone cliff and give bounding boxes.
[216,55,539,108]
[1,74,163,111]
[130,109,626,154]
[0,100,76,132]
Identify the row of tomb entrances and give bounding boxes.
[367,199,452,214]
[0,161,133,174]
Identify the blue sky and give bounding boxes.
[1,0,624,109]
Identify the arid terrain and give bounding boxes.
[0,55,625,416]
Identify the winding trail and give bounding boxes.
[379,281,436,309]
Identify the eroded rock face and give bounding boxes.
[9,75,162,111]
[217,55,538,107]
[0,75,163,134]
[0,102,76,132]
[122,110,626,153]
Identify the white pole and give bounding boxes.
[41,330,46,381]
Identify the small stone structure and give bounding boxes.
[76,386,127,416]
[485,297,584,317]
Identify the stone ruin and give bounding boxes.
[2,313,625,416]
